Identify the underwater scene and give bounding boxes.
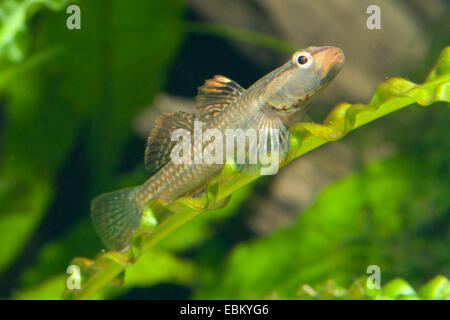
[0,0,449,302]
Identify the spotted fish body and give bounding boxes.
[91,46,345,250]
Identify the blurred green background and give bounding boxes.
[0,0,448,299]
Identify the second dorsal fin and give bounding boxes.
[144,111,196,173]
[196,75,245,119]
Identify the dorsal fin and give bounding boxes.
[196,75,245,119]
[144,111,196,173]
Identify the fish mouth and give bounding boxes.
[330,48,345,69]
[326,50,345,79]
[330,47,345,63]
[309,46,345,76]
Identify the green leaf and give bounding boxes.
[0,0,185,293]
[381,278,417,299]
[84,0,185,192]
[418,275,450,300]
[0,0,68,62]
[0,1,70,275]
[194,154,449,299]
[0,168,52,273]
[285,276,449,300]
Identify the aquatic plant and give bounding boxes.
[63,46,450,300]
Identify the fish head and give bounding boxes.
[258,46,345,115]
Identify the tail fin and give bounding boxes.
[91,187,143,251]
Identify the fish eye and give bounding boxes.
[292,51,313,69]
[298,56,308,65]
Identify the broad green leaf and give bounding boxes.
[0,168,52,273]
[84,0,185,192]
[0,0,184,287]
[194,154,449,299]
[0,1,68,274]
[0,0,68,62]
